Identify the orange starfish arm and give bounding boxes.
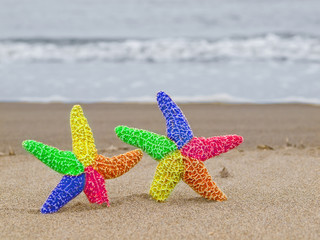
[182,156,227,201]
[92,149,143,179]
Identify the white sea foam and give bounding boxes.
[13,94,320,105]
[125,95,320,104]
[268,97,320,105]
[168,94,252,103]
[0,34,319,63]
[18,95,70,103]
[99,93,251,103]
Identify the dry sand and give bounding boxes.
[0,103,319,239]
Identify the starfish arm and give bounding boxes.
[115,126,177,160]
[157,91,193,149]
[181,135,243,161]
[182,156,227,201]
[41,173,86,214]
[70,105,97,167]
[93,150,143,179]
[149,150,184,201]
[84,166,110,206]
[22,140,84,175]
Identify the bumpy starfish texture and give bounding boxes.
[23,105,142,214]
[115,91,243,202]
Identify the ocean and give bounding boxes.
[0,0,319,103]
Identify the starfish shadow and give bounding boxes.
[162,195,218,206]
[111,193,152,207]
[58,201,109,213]
[0,207,42,215]
[40,193,152,213]
[183,196,219,203]
[0,204,108,214]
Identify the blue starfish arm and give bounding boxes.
[22,140,84,175]
[157,91,193,149]
[41,174,85,214]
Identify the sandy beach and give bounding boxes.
[0,102,319,239]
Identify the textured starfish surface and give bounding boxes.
[115,91,243,202]
[23,105,142,214]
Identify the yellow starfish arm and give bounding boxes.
[149,150,184,201]
[70,105,97,167]
[182,156,227,201]
[92,149,143,179]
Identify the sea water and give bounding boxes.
[0,0,319,103]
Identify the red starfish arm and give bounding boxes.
[182,156,227,201]
[92,150,143,179]
[181,135,243,161]
[84,166,110,206]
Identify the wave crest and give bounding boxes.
[0,34,319,63]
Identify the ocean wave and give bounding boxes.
[14,94,320,104]
[0,34,319,63]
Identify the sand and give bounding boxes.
[0,103,319,239]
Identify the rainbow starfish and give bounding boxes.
[22,105,142,213]
[115,91,243,202]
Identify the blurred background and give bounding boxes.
[0,0,319,103]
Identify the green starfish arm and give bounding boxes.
[115,126,177,160]
[22,140,84,175]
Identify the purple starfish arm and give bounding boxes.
[41,174,85,214]
[157,91,193,149]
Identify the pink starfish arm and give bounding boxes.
[84,166,110,206]
[181,135,243,161]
